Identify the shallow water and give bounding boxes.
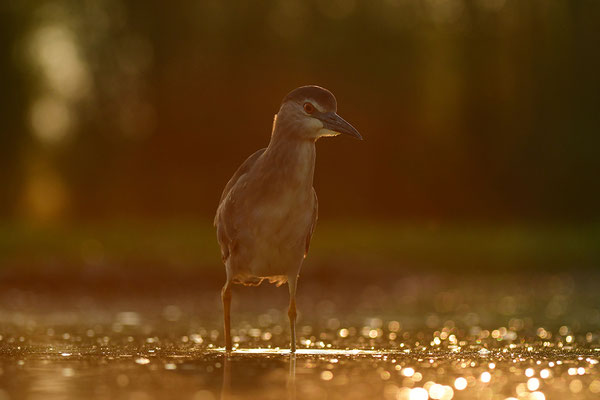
[1,271,599,399]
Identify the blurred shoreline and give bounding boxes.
[1,220,598,277]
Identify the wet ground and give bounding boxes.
[1,268,599,400]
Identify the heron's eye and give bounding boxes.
[303,102,315,114]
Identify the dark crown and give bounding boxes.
[282,86,337,111]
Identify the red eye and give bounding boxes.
[303,102,315,114]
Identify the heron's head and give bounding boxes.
[275,85,362,141]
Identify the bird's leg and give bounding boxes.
[221,282,232,352]
[288,278,298,353]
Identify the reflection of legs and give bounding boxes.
[222,281,232,351]
[221,354,232,400]
[288,277,298,353]
[287,353,297,400]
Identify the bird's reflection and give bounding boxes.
[221,352,297,400]
[221,354,232,400]
[288,353,296,400]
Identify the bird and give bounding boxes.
[214,85,362,352]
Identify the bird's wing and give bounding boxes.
[305,188,318,257]
[214,148,266,262]
[216,148,267,210]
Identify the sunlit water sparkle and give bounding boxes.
[1,272,599,399]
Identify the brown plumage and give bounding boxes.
[215,85,361,352]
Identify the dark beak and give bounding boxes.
[318,112,363,140]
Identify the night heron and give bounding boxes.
[215,85,362,352]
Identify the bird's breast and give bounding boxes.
[244,144,315,229]
[250,185,312,230]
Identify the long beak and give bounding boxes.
[318,112,363,140]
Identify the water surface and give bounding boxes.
[1,271,599,399]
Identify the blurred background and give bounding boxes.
[1,0,599,273]
[2,4,600,398]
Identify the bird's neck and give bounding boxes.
[264,131,316,188]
